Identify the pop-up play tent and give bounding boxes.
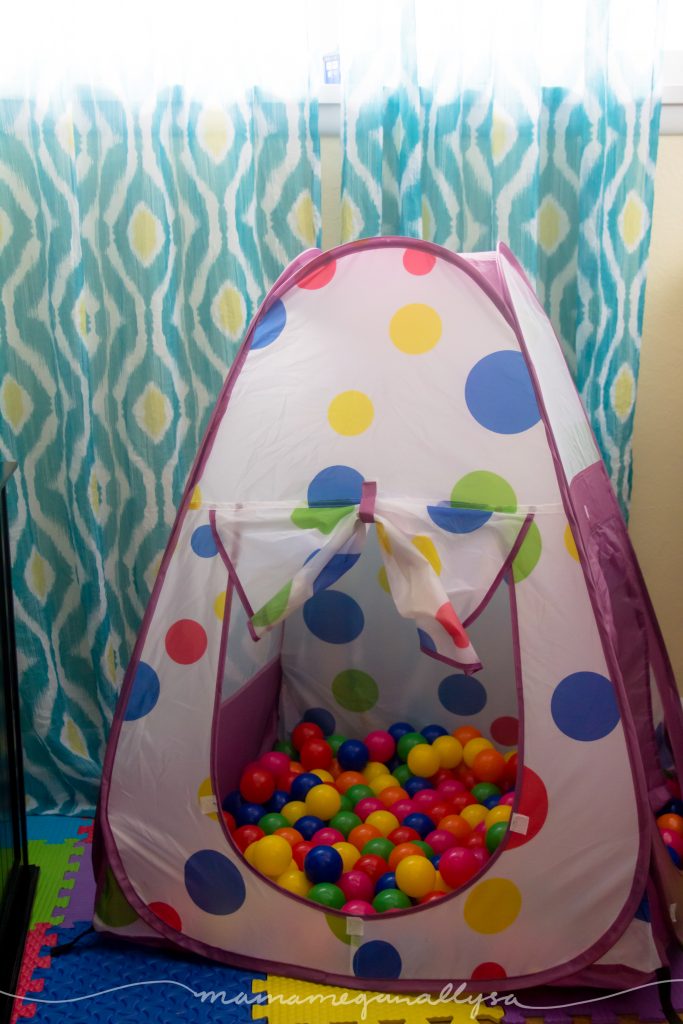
[93,238,683,993]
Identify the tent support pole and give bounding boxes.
[656,967,683,1024]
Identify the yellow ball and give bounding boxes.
[504,749,517,762]
[485,805,512,829]
[281,800,307,826]
[432,735,463,769]
[463,737,493,767]
[369,774,399,796]
[244,842,259,867]
[252,836,293,878]
[364,761,391,781]
[311,768,335,783]
[407,744,440,778]
[364,810,399,837]
[333,842,361,872]
[434,870,452,893]
[395,855,436,899]
[460,804,488,829]
[305,784,341,820]
[276,867,310,897]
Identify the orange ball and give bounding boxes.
[329,758,342,779]
[657,813,683,836]
[439,814,472,842]
[388,842,426,871]
[472,748,506,783]
[336,771,366,793]
[378,785,409,808]
[289,761,304,776]
[348,823,382,851]
[274,827,303,848]
[453,726,481,745]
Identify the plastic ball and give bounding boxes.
[412,789,441,811]
[486,821,509,853]
[457,764,481,787]
[420,890,446,904]
[311,827,345,847]
[338,739,369,772]
[369,775,400,796]
[451,792,478,813]
[304,844,343,884]
[258,812,289,835]
[463,737,493,767]
[342,900,376,914]
[661,828,683,858]
[388,721,416,743]
[311,769,335,784]
[501,752,519,788]
[390,799,416,823]
[346,784,375,806]
[232,824,265,852]
[339,869,375,903]
[404,777,433,798]
[348,823,382,851]
[330,811,362,837]
[485,805,512,829]
[305,783,341,820]
[355,797,386,821]
[291,840,313,870]
[274,739,296,759]
[465,831,486,850]
[291,722,324,751]
[277,770,301,792]
[379,786,409,808]
[460,804,488,829]
[336,771,366,794]
[425,829,457,854]
[300,738,333,772]
[308,883,345,909]
[438,814,472,842]
[437,778,467,800]
[236,802,265,827]
[438,846,480,889]
[362,837,395,861]
[372,888,412,912]
[364,761,391,781]
[280,800,307,826]
[388,842,426,871]
[274,827,303,848]
[472,748,506,784]
[431,768,456,786]
[375,871,398,893]
[364,810,399,837]
[471,782,502,804]
[222,811,236,832]
[260,751,290,776]
[411,840,435,858]
[395,855,436,898]
[498,792,516,807]
[470,847,490,868]
[432,735,463,769]
[427,800,454,823]
[327,734,347,755]
[388,826,421,846]
[333,842,361,872]
[253,835,293,877]
[483,795,501,810]
[453,726,481,745]
[276,866,310,896]
[355,854,389,882]
[303,707,336,736]
[402,812,435,838]
[295,815,327,841]
[397,731,428,762]
[421,724,449,743]
[657,813,683,836]
[365,730,396,763]
[338,794,353,813]
[290,772,323,802]
[392,764,413,786]
[243,842,259,867]
[433,870,451,892]
[222,790,243,816]
[663,799,683,817]
[668,847,682,868]
[407,745,440,779]
[266,790,291,814]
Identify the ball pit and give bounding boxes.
[224,718,519,913]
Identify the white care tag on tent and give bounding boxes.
[510,812,529,835]
[200,795,218,815]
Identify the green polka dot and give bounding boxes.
[332,670,379,712]
[326,912,352,944]
[252,581,292,628]
[451,471,517,512]
[512,521,542,582]
[95,868,139,927]
[292,506,355,534]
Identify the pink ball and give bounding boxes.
[660,828,683,858]
[425,829,457,854]
[342,900,376,915]
[259,751,290,776]
[438,847,480,889]
[365,730,396,763]
[498,792,515,807]
[436,779,467,801]
[390,799,416,822]
[470,847,489,868]
[355,797,385,820]
[413,789,440,811]
[339,870,375,903]
[474,821,487,833]
[312,828,345,846]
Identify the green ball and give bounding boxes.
[471,783,501,804]
[258,813,289,835]
[275,740,296,759]
[308,883,346,909]
[393,764,412,786]
[397,732,428,762]
[330,811,362,838]
[346,784,374,806]
[372,888,412,913]
[362,837,394,861]
[486,821,509,854]
[338,794,353,813]
[411,840,435,859]
[328,734,347,755]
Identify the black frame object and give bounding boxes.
[0,463,38,1024]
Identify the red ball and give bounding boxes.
[355,797,385,820]
[276,770,299,792]
[470,847,489,868]
[413,789,440,811]
[292,841,313,870]
[300,738,333,771]
[355,854,389,883]
[425,829,457,854]
[501,753,518,789]
[419,890,446,904]
[456,764,478,789]
[438,847,480,889]
[431,769,455,786]
[436,779,467,800]
[312,828,345,846]
[365,730,396,763]
[389,799,416,822]
[388,826,420,845]
[465,832,486,849]
[240,766,276,804]
[428,801,454,823]
[222,811,236,832]
[498,792,515,807]
[472,749,506,784]
[232,825,264,852]
[260,751,290,776]
[291,722,323,751]
[451,792,477,813]
[342,900,376,914]
[339,870,375,903]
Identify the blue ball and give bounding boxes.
[304,844,343,884]
[421,724,448,743]
[668,846,682,869]
[295,815,327,841]
[338,739,369,772]
[266,790,290,813]
[431,854,441,870]
[235,802,265,827]
[402,812,435,838]
[303,707,336,736]
[662,799,683,817]
[484,795,500,809]
[222,790,243,815]
[404,777,433,797]
[386,755,401,773]
[375,871,398,893]
[290,772,324,802]
[388,722,415,743]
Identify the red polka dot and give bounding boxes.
[298,261,336,290]
[436,602,469,649]
[507,767,549,848]
[165,619,207,664]
[148,901,182,930]
[403,249,436,276]
[471,962,507,980]
[490,716,519,746]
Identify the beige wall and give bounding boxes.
[320,134,683,686]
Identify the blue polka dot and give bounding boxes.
[428,502,491,533]
[551,671,620,741]
[184,850,246,914]
[308,466,364,508]
[190,524,218,558]
[465,351,541,434]
[252,299,286,350]
[303,707,336,735]
[353,940,402,980]
[313,552,360,593]
[438,674,487,716]
[417,628,436,652]
[124,662,160,721]
[303,590,364,644]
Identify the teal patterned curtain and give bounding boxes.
[339,0,662,512]
[0,7,320,812]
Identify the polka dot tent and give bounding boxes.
[389,303,442,355]
[333,669,379,712]
[313,553,361,593]
[564,524,580,561]
[490,716,519,747]
[252,299,286,350]
[507,768,549,849]
[464,878,522,934]
[551,671,620,741]
[438,674,487,716]
[435,603,469,648]
[429,472,517,535]
[213,591,227,620]
[418,628,437,653]
[328,391,374,436]
[298,261,336,290]
[465,351,541,434]
[326,912,352,944]
[403,248,436,275]
[148,901,182,931]
[512,522,542,583]
[184,850,246,914]
[353,940,402,979]
[95,869,139,927]
[188,485,202,509]
[190,524,218,558]
[165,619,208,664]
[124,661,160,721]
[412,535,442,574]
[308,465,364,508]
[471,962,508,981]
[304,591,365,644]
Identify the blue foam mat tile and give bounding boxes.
[32,922,265,1024]
[27,815,91,845]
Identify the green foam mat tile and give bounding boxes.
[27,836,84,928]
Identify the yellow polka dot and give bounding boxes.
[327,391,374,436]
[189,485,202,509]
[214,591,227,620]
[197,777,218,821]
[389,303,442,354]
[377,566,390,593]
[564,525,579,561]
[412,535,442,575]
[464,878,522,934]
[376,522,392,555]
